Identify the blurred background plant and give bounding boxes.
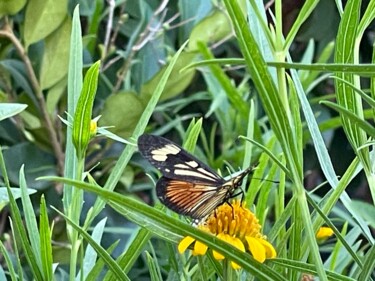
[0,0,374,280]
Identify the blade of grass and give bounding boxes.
[64,4,82,212]
[19,165,42,269]
[87,241,120,281]
[358,243,375,281]
[79,218,107,280]
[0,241,17,280]
[270,259,356,281]
[39,195,53,281]
[0,149,43,280]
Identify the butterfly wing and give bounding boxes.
[138,134,254,219]
[156,177,228,219]
[138,134,224,184]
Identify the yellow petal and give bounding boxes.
[228,236,245,269]
[258,239,276,258]
[178,236,195,254]
[213,250,225,260]
[231,261,242,270]
[193,240,208,256]
[230,236,245,252]
[316,227,334,239]
[212,233,229,260]
[246,237,266,263]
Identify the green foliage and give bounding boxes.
[0,0,375,280]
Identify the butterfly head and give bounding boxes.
[234,166,254,186]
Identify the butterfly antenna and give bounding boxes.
[251,177,280,184]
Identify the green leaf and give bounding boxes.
[0,0,26,16]
[39,195,53,281]
[187,9,232,51]
[350,200,375,228]
[20,165,42,269]
[198,43,249,119]
[183,118,203,152]
[2,142,56,190]
[270,259,356,281]
[268,62,375,76]
[0,152,43,280]
[145,251,162,281]
[0,103,27,121]
[79,218,107,280]
[40,17,71,90]
[87,241,120,281]
[99,91,144,139]
[140,52,196,102]
[321,101,375,138]
[63,4,82,213]
[0,187,36,211]
[358,243,375,281]
[23,0,68,48]
[72,60,100,159]
[0,241,17,280]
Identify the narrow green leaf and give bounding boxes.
[0,150,43,280]
[197,43,249,119]
[334,0,369,168]
[321,101,375,138]
[63,4,83,212]
[20,165,42,269]
[332,76,375,109]
[145,251,162,281]
[104,228,152,281]
[0,187,36,211]
[112,227,152,276]
[307,195,362,268]
[87,241,120,281]
[52,207,130,281]
[270,259,356,281]
[283,0,321,51]
[0,103,27,121]
[39,195,53,281]
[8,219,24,280]
[358,243,375,281]
[0,241,17,280]
[79,218,107,280]
[184,118,202,152]
[72,60,100,159]
[268,62,375,76]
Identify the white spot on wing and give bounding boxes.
[174,163,189,169]
[174,169,217,181]
[151,144,181,162]
[186,161,199,167]
[197,168,219,179]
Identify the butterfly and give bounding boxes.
[137,134,254,219]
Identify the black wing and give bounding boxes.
[138,134,224,184]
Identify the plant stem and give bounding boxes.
[0,22,65,179]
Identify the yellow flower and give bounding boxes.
[178,200,276,269]
[316,226,334,241]
[89,115,101,138]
